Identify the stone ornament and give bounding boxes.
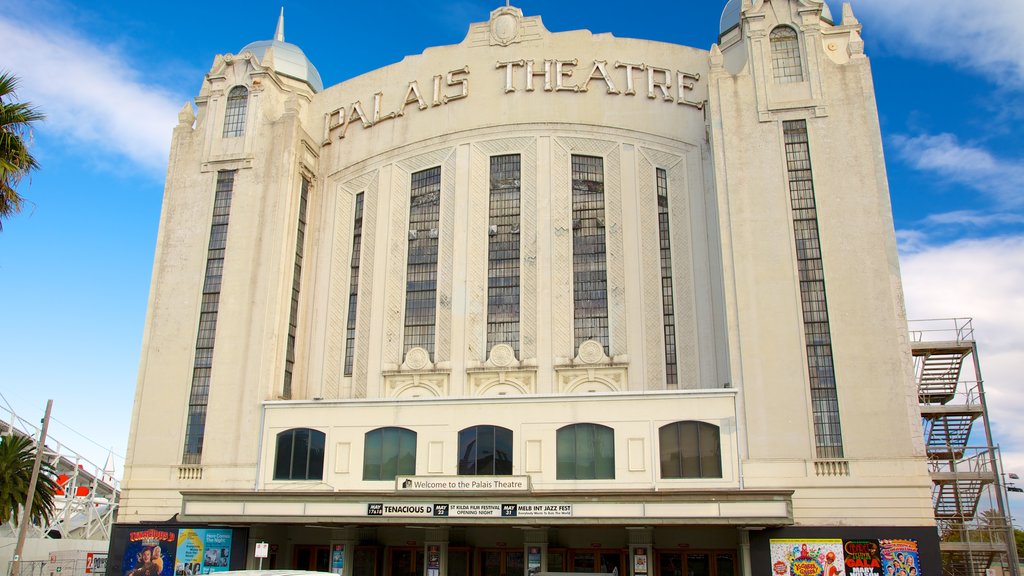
[488,344,517,367]
[489,7,522,46]
[403,347,431,370]
[577,340,608,365]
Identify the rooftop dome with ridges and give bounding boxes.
[239,9,323,93]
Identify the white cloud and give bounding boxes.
[0,14,185,174]
[900,235,1024,515]
[923,210,1024,227]
[890,133,1024,207]
[853,0,1024,87]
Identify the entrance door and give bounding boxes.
[389,547,425,576]
[480,549,524,576]
[295,545,331,572]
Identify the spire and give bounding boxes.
[274,7,285,42]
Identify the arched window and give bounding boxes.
[458,425,513,475]
[770,26,804,83]
[363,427,417,481]
[222,86,249,137]
[659,421,722,479]
[557,423,615,480]
[274,428,325,480]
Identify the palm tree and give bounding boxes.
[0,71,44,231]
[0,434,58,527]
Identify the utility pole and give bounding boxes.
[10,399,53,576]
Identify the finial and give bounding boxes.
[275,7,285,42]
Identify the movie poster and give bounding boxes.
[175,528,233,575]
[770,539,845,576]
[878,540,920,576]
[843,540,882,576]
[123,529,177,576]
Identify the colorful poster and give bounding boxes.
[123,528,177,576]
[843,540,882,576]
[770,539,844,576]
[175,528,233,575]
[878,540,920,576]
[527,547,541,576]
[331,544,345,576]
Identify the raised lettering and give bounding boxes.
[446,66,470,102]
[554,59,579,92]
[676,71,704,109]
[615,61,646,95]
[372,92,397,124]
[647,66,673,101]
[497,60,526,93]
[398,81,428,116]
[526,59,551,92]
[581,60,620,94]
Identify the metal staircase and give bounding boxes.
[909,318,1018,576]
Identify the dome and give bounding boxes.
[239,10,323,93]
[719,0,833,36]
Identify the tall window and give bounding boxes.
[344,193,365,376]
[770,27,804,83]
[458,425,513,475]
[222,86,249,137]
[363,427,417,481]
[487,155,521,356]
[659,421,722,479]
[557,423,614,480]
[274,428,325,480]
[656,168,679,387]
[182,170,235,465]
[404,167,441,356]
[571,155,609,353]
[784,120,844,459]
[283,177,310,399]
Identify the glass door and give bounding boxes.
[389,548,424,576]
[480,550,524,576]
[295,546,331,572]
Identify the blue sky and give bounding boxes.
[1,0,1022,523]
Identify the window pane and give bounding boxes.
[309,430,325,480]
[478,426,495,475]
[398,429,417,475]
[364,429,382,480]
[381,427,401,479]
[556,426,575,479]
[495,427,513,475]
[698,423,722,478]
[274,431,293,480]
[595,425,615,479]
[222,86,248,137]
[576,424,596,479]
[293,428,310,479]
[458,428,477,475]
[659,424,681,478]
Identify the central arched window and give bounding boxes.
[770,26,804,83]
[458,425,513,475]
[363,427,417,481]
[222,86,249,137]
[659,421,722,479]
[557,423,615,480]
[274,428,325,480]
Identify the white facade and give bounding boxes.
[117,2,938,576]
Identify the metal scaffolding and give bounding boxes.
[909,318,1019,576]
[0,403,119,541]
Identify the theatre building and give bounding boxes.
[111,2,941,576]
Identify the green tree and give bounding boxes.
[0,434,58,527]
[0,71,44,231]
[1016,528,1024,562]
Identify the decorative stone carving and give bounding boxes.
[383,372,450,398]
[577,340,608,365]
[489,7,523,46]
[488,344,517,368]
[468,369,537,396]
[403,347,432,371]
[555,366,627,394]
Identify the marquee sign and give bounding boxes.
[366,502,573,518]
